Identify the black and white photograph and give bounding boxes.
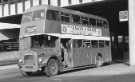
[0,0,133,82]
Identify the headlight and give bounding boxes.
[38,57,43,63]
[19,59,23,63]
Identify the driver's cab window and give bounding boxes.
[31,35,57,48]
[42,36,57,48]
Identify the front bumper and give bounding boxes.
[19,64,41,72]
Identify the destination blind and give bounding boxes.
[61,24,102,36]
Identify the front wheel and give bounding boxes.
[44,59,59,77]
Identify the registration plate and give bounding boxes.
[25,66,33,68]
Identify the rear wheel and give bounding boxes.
[96,55,104,67]
[44,59,59,77]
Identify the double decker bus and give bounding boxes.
[18,5,112,76]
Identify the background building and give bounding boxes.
[0,0,103,17]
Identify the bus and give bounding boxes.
[18,5,112,77]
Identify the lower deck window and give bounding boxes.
[0,39,19,51]
[91,40,98,48]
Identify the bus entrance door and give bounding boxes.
[61,39,73,68]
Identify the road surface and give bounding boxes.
[1,64,135,82]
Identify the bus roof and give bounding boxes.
[46,33,110,41]
[25,5,108,22]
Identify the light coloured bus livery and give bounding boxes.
[18,5,112,76]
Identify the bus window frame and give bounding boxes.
[98,40,105,48]
[91,40,98,48]
[46,10,60,21]
[105,41,110,47]
[103,21,108,28]
[73,39,82,48]
[81,16,89,25]
[60,12,70,23]
[21,12,33,24]
[72,14,81,24]
[89,18,96,27]
[31,35,57,48]
[33,9,45,21]
[82,40,91,48]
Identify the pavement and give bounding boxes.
[1,63,135,82]
[53,63,134,78]
[0,51,19,66]
[0,63,135,76]
[0,64,17,71]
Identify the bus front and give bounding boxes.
[18,6,47,75]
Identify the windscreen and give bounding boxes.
[21,10,45,24]
[31,35,57,48]
[21,12,32,24]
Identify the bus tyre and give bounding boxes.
[45,59,59,77]
[96,55,104,67]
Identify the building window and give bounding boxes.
[4,4,8,16]
[50,0,58,6]
[33,0,39,6]
[58,0,61,6]
[17,2,23,14]
[79,0,83,3]
[25,0,30,10]
[83,0,93,3]
[68,0,71,5]
[41,0,48,5]
[0,5,2,17]
[61,0,68,7]
[10,3,15,15]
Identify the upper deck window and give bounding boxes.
[97,19,103,27]
[21,12,32,23]
[103,21,108,28]
[91,40,98,48]
[89,18,96,26]
[81,16,89,25]
[72,14,80,24]
[61,12,70,23]
[33,10,45,21]
[46,10,60,21]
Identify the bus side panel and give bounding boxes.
[72,48,98,67]
[87,48,97,65]
[72,48,87,67]
[103,46,112,62]
[94,46,112,64]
